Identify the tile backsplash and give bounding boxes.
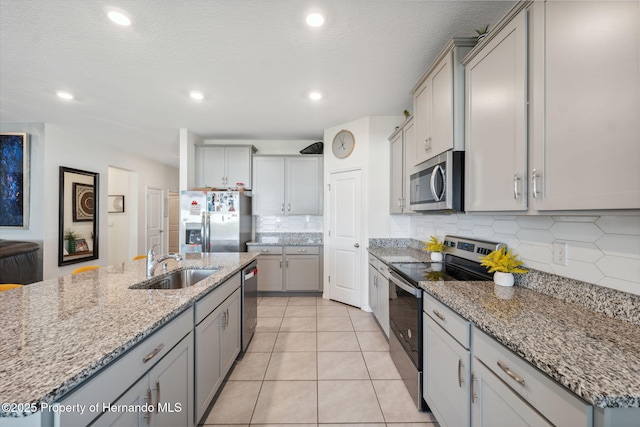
[410,214,640,296]
[255,215,323,233]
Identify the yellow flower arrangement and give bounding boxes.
[480,247,528,274]
[424,236,444,252]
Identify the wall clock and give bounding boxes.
[332,130,355,159]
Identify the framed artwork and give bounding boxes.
[0,133,30,228]
[72,183,94,222]
[108,195,125,213]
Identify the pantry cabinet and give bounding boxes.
[411,38,475,166]
[464,0,640,213]
[252,155,322,215]
[464,5,528,212]
[195,145,256,189]
[249,245,322,293]
[389,117,415,214]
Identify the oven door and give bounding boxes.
[388,271,422,369]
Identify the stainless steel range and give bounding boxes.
[387,235,504,411]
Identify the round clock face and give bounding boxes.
[332,130,355,159]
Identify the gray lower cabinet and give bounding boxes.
[55,307,195,427]
[423,294,471,427]
[194,274,241,423]
[94,331,194,427]
[249,246,322,292]
[367,254,389,337]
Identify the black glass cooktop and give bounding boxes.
[390,258,491,285]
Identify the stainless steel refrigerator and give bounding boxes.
[179,191,252,253]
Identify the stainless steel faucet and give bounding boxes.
[146,243,183,277]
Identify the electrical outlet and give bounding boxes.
[553,242,568,266]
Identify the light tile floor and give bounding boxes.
[201,296,439,427]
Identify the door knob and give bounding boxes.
[354,243,360,248]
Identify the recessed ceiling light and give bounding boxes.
[190,91,204,100]
[108,11,131,26]
[56,91,74,100]
[309,91,322,101]
[306,13,325,27]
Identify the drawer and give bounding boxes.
[377,261,390,279]
[472,327,592,427]
[195,272,241,324]
[285,246,319,255]
[368,254,379,269]
[423,292,470,348]
[56,307,194,426]
[249,245,283,255]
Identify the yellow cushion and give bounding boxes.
[132,255,147,261]
[0,284,23,292]
[71,266,100,275]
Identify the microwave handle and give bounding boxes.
[430,164,446,202]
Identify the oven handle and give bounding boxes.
[389,270,422,298]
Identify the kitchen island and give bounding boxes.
[368,245,640,426]
[0,252,258,424]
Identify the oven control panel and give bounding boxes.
[443,236,504,262]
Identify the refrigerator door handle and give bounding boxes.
[200,211,207,253]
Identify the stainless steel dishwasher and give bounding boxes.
[241,260,258,352]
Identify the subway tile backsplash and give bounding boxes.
[410,214,640,296]
[255,215,323,233]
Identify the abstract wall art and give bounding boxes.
[0,133,30,228]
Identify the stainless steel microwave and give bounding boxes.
[409,150,464,212]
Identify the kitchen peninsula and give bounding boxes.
[0,252,258,426]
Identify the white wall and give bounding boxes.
[0,123,179,279]
[411,213,640,296]
[323,115,404,306]
[107,167,138,265]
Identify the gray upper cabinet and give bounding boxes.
[195,145,256,189]
[529,0,640,211]
[389,117,415,214]
[464,0,640,213]
[411,38,475,166]
[464,6,528,212]
[252,155,323,216]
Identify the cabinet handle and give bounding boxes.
[143,343,165,363]
[374,275,378,287]
[298,248,307,252]
[497,360,526,386]
[155,380,161,412]
[288,203,291,212]
[261,249,270,253]
[531,169,539,199]
[513,173,520,199]
[398,198,402,208]
[279,260,282,268]
[145,388,153,424]
[222,310,227,329]
[458,359,464,387]
[471,373,477,404]
[285,259,289,267]
[432,309,446,321]
[226,309,230,327]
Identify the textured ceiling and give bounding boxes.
[0,0,514,167]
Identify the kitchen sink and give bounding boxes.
[130,268,219,290]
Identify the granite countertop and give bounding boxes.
[0,252,258,417]
[367,245,640,409]
[248,233,323,246]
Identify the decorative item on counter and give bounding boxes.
[475,24,489,41]
[424,236,444,262]
[480,247,528,287]
[64,228,80,254]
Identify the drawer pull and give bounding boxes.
[471,373,477,404]
[457,359,464,387]
[145,388,153,424]
[432,309,446,321]
[155,380,161,412]
[497,360,525,386]
[298,248,307,252]
[143,343,165,363]
[261,249,270,253]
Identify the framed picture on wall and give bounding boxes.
[72,183,94,222]
[108,195,125,213]
[0,132,30,228]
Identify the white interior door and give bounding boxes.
[328,169,363,307]
[146,187,164,253]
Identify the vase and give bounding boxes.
[493,271,514,287]
[430,252,443,262]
